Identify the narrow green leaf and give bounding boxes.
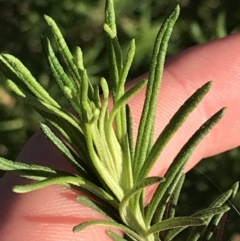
[105,82,148,194]
[206,212,228,241]
[167,174,185,219]
[194,206,230,240]
[44,15,80,89]
[112,41,135,172]
[0,157,64,181]
[134,5,180,177]
[165,194,232,241]
[108,231,140,241]
[119,177,164,228]
[152,173,185,224]
[107,231,128,241]
[42,37,84,118]
[98,78,122,178]
[45,116,90,167]
[186,206,229,241]
[230,181,239,199]
[5,81,91,171]
[8,80,87,154]
[199,183,239,241]
[13,175,119,208]
[126,105,135,162]
[42,36,75,92]
[80,68,95,106]
[193,206,230,220]
[146,108,225,225]
[104,0,123,93]
[75,46,84,71]
[98,77,109,135]
[105,0,116,37]
[168,107,224,183]
[6,79,26,97]
[80,70,93,121]
[155,174,186,236]
[0,54,59,108]
[73,220,144,241]
[108,78,148,126]
[209,189,233,208]
[106,28,122,80]
[12,175,80,193]
[117,39,136,99]
[200,214,223,241]
[24,97,88,162]
[0,157,56,174]
[90,121,120,178]
[105,34,119,90]
[84,122,124,201]
[147,217,205,235]
[229,182,240,216]
[137,81,212,181]
[119,136,133,193]
[40,123,86,173]
[28,95,82,132]
[6,79,83,143]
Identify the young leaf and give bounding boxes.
[152,173,185,224]
[119,177,164,229]
[117,39,136,99]
[146,108,225,225]
[107,231,129,241]
[146,216,205,235]
[108,78,148,127]
[137,81,212,181]
[44,15,80,89]
[41,37,83,118]
[133,5,180,177]
[0,157,53,172]
[13,175,119,208]
[126,105,135,162]
[73,220,144,241]
[165,205,231,241]
[39,123,89,174]
[0,54,59,108]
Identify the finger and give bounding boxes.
[1,33,240,240]
[128,33,240,176]
[0,132,120,241]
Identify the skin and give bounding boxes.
[1,33,240,241]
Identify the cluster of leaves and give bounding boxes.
[2,0,240,160]
[0,1,238,240]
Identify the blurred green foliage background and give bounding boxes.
[0,0,240,240]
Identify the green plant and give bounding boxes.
[0,1,238,240]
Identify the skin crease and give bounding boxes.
[0,33,240,241]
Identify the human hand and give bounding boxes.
[1,33,240,241]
